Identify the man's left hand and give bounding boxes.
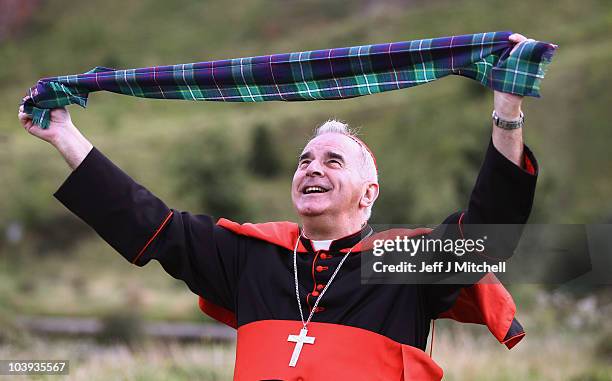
[493,33,535,120]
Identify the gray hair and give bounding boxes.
[311,119,378,221]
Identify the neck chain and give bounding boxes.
[287,228,372,367]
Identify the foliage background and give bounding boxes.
[0,0,611,379]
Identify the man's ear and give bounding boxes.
[360,182,379,208]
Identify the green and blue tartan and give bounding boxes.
[22,31,556,129]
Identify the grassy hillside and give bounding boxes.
[1,0,612,231]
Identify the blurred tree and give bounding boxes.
[249,124,282,178]
[171,127,252,221]
[0,0,38,42]
[370,185,415,224]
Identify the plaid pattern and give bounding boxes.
[22,31,556,129]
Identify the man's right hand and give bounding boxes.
[18,106,93,170]
[19,106,75,145]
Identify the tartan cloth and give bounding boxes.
[22,31,557,129]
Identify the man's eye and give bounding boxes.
[299,160,310,167]
[328,160,342,167]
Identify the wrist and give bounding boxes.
[52,127,93,170]
[494,107,522,121]
[493,91,523,120]
[52,124,86,150]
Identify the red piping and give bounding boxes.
[308,251,321,313]
[457,211,465,238]
[502,331,526,349]
[132,210,174,264]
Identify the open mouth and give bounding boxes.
[302,186,329,194]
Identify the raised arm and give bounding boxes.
[465,33,539,225]
[18,107,242,313]
[490,33,535,169]
[424,34,540,317]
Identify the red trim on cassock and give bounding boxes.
[198,296,237,328]
[217,218,308,252]
[503,331,526,349]
[132,210,174,264]
[234,319,443,381]
[437,273,524,349]
[346,227,434,252]
[523,152,536,175]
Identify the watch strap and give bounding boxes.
[492,110,524,130]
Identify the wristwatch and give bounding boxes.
[492,110,524,130]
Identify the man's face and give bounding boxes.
[292,133,369,220]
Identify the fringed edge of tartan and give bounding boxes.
[534,43,559,97]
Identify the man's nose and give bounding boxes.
[306,160,324,177]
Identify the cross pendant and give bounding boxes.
[287,327,315,367]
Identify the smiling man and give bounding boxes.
[19,34,539,381]
[293,121,379,239]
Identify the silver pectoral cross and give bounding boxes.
[287,327,315,367]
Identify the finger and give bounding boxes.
[18,112,32,122]
[509,33,527,43]
[21,117,32,131]
[26,120,44,135]
[509,38,534,56]
[19,105,24,113]
[18,112,31,123]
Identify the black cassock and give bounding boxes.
[54,139,537,380]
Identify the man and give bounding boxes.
[19,33,538,381]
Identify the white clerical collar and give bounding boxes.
[311,239,333,251]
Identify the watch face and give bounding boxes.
[501,120,522,129]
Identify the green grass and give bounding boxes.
[0,237,208,322]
